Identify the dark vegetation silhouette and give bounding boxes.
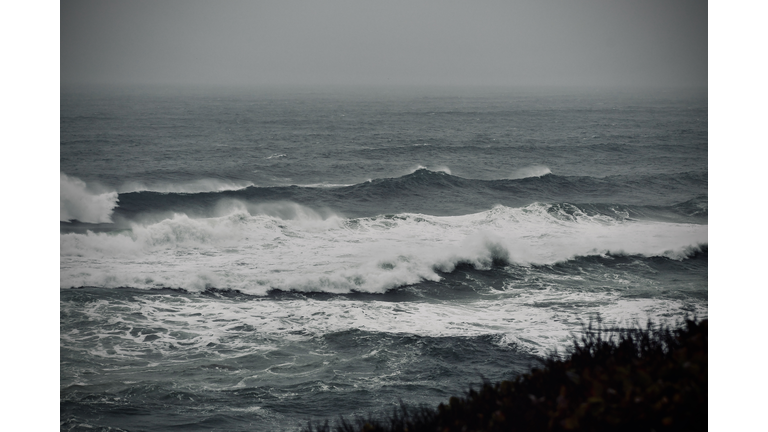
[303,318,707,432]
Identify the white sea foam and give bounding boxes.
[64,288,707,361]
[60,173,119,223]
[61,202,708,295]
[508,165,552,179]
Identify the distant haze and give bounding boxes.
[61,0,707,88]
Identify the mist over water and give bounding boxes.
[60,88,707,431]
[61,1,707,88]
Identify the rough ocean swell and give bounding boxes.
[60,88,707,431]
[61,169,707,295]
[62,168,708,223]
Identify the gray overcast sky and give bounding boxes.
[61,0,707,88]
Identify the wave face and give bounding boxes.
[60,88,707,431]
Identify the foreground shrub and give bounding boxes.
[305,318,707,432]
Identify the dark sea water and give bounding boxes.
[60,86,707,431]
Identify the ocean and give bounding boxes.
[60,86,707,431]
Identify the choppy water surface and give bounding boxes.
[61,87,707,431]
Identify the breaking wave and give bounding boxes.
[60,173,119,223]
[60,202,707,294]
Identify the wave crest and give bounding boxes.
[61,203,707,294]
[118,178,254,194]
[508,165,552,179]
[409,165,452,175]
[60,173,119,223]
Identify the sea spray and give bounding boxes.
[60,173,119,223]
